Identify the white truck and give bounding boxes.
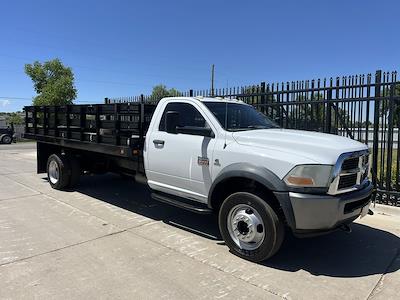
[24,97,373,262]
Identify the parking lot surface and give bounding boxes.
[0,142,399,299]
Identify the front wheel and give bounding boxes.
[218,192,285,262]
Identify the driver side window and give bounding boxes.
[159,102,207,132]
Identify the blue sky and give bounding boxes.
[0,0,399,112]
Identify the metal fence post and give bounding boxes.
[372,70,382,190]
[260,82,266,114]
[385,83,395,191]
[189,89,193,97]
[32,106,37,135]
[326,88,332,133]
[139,94,145,143]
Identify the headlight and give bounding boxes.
[284,165,333,188]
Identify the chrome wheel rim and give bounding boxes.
[48,160,59,184]
[227,204,265,251]
[3,136,11,143]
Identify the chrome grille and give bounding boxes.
[328,150,369,195]
[338,173,357,189]
[341,157,359,171]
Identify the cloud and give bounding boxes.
[0,100,11,107]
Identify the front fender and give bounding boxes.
[208,162,287,205]
[208,163,296,229]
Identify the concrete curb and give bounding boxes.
[372,203,400,217]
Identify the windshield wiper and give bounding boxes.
[228,126,265,132]
[247,125,268,129]
[228,125,276,131]
[228,128,249,132]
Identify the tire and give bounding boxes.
[47,154,71,190]
[218,192,285,262]
[68,155,81,188]
[1,135,12,144]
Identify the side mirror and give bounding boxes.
[165,111,180,134]
[176,126,215,138]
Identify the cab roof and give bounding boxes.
[163,96,246,104]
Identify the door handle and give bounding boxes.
[153,139,165,145]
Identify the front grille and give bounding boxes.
[362,155,369,165]
[329,151,369,195]
[341,157,359,170]
[361,170,368,182]
[338,173,357,189]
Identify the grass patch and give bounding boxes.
[373,148,398,187]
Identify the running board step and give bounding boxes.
[151,192,213,214]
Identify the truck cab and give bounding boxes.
[145,97,372,261]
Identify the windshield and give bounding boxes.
[203,101,279,131]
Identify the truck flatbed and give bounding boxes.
[24,103,156,152]
[24,103,156,173]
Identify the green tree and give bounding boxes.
[6,112,23,125]
[25,59,77,106]
[239,85,275,117]
[380,84,400,126]
[288,93,351,131]
[150,84,181,101]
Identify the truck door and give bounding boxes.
[146,101,216,202]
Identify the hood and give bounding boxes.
[232,128,367,164]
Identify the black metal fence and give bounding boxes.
[106,70,400,207]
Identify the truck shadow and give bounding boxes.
[73,173,221,240]
[265,225,400,277]
[74,173,400,278]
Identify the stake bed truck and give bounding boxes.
[24,97,373,262]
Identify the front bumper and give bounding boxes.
[274,181,373,236]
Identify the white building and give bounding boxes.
[338,128,398,149]
[0,116,7,127]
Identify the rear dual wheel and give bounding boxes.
[47,154,80,190]
[218,192,285,262]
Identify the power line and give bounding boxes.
[0,97,101,104]
[0,60,208,86]
[0,51,209,82]
[78,79,153,87]
[0,96,32,100]
[3,33,212,74]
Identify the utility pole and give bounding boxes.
[211,64,215,96]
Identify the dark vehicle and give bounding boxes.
[0,124,14,144]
